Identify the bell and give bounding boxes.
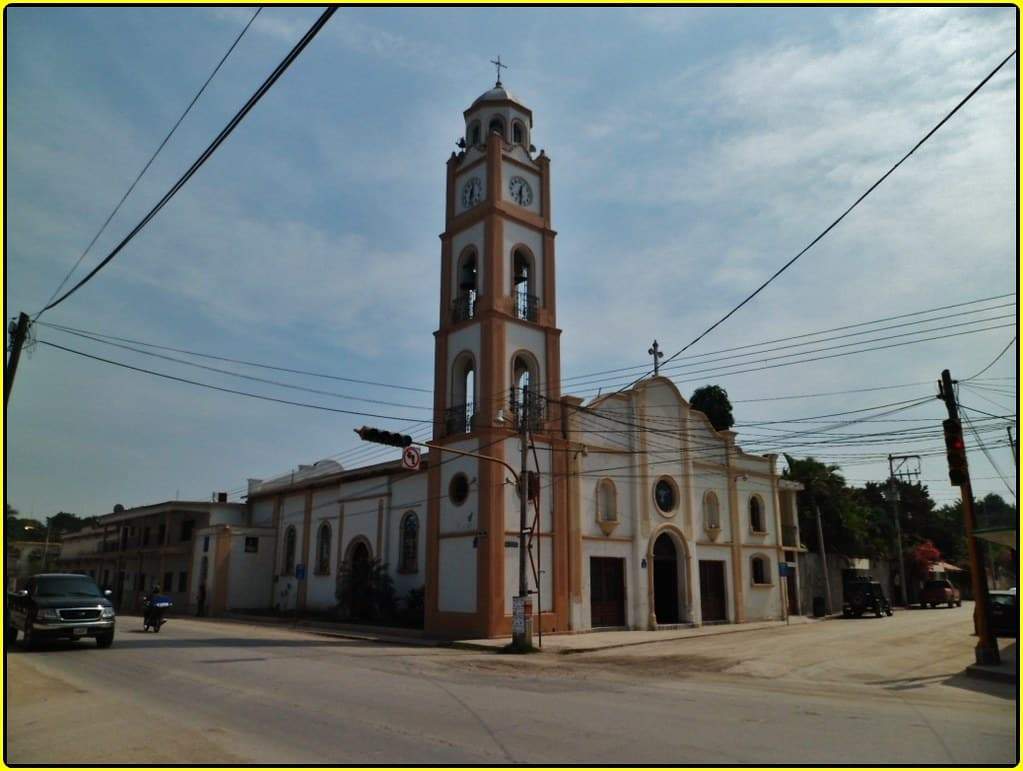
[513,268,528,285]
[459,277,476,291]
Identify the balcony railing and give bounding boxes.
[514,290,538,322]
[445,402,476,435]
[451,292,477,324]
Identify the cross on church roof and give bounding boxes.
[648,340,664,376]
[490,55,508,86]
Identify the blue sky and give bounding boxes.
[6,6,1017,517]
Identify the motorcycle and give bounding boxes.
[142,594,173,632]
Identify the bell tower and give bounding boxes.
[425,78,569,638]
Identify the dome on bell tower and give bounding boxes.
[463,78,533,151]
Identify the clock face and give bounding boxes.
[508,176,533,207]
[461,177,483,209]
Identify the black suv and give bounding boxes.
[7,573,116,649]
[842,578,893,618]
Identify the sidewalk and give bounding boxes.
[454,616,815,654]
[966,640,1017,684]
[188,612,816,653]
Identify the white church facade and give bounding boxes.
[63,81,806,638]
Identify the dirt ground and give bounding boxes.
[6,656,245,765]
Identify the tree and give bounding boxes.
[689,385,735,432]
[783,455,887,558]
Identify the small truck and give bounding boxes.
[918,578,961,608]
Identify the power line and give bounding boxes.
[558,293,1014,386]
[36,8,263,318]
[963,336,1017,381]
[562,307,1016,392]
[37,6,337,316]
[962,411,1017,502]
[38,338,427,424]
[44,325,434,411]
[36,321,432,394]
[567,321,1015,399]
[607,49,1017,398]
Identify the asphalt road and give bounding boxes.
[6,607,1017,765]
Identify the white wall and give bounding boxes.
[227,530,275,610]
[438,537,477,613]
[385,473,428,601]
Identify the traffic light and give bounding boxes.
[354,426,413,448]
[942,418,968,486]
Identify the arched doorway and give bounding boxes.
[653,533,680,624]
[345,540,372,619]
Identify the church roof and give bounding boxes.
[472,83,520,106]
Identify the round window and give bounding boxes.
[654,478,677,514]
[449,473,470,506]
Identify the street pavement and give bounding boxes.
[5,604,1017,765]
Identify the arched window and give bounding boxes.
[315,522,331,575]
[283,526,297,575]
[399,512,419,573]
[448,352,475,434]
[749,496,766,533]
[467,120,481,146]
[703,491,720,531]
[453,249,478,323]
[488,116,505,139]
[512,248,536,321]
[751,554,770,585]
[512,120,525,145]
[597,479,617,522]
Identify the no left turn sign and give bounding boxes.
[401,445,421,471]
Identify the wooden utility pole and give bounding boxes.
[512,386,534,651]
[5,312,30,406]
[939,368,1000,665]
[814,500,833,615]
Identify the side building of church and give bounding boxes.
[61,82,805,638]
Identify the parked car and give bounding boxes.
[919,578,962,608]
[987,590,1017,638]
[842,579,893,618]
[7,573,116,649]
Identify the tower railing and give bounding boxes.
[514,290,538,322]
[444,402,476,436]
[451,291,477,324]
[509,388,544,432]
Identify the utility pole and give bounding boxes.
[5,312,31,406]
[512,386,534,652]
[939,368,1000,665]
[887,454,918,608]
[1007,426,1017,470]
[814,500,833,615]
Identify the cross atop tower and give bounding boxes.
[490,55,508,86]
[648,340,664,376]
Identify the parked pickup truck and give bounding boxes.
[7,573,116,649]
[919,578,961,608]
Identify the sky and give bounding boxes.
[5,6,1018,519]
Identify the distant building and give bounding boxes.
[57,498,271,614]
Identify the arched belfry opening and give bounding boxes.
[488,116,505,139]
[511,352,541,430]
[448,353,476,435]
[453,249,478,323]
[512,248,537,322]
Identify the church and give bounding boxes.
[62,79,806,639]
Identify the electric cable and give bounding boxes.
[604,49,1017,398]
[37,6,337,316]
[36,8,263,318]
